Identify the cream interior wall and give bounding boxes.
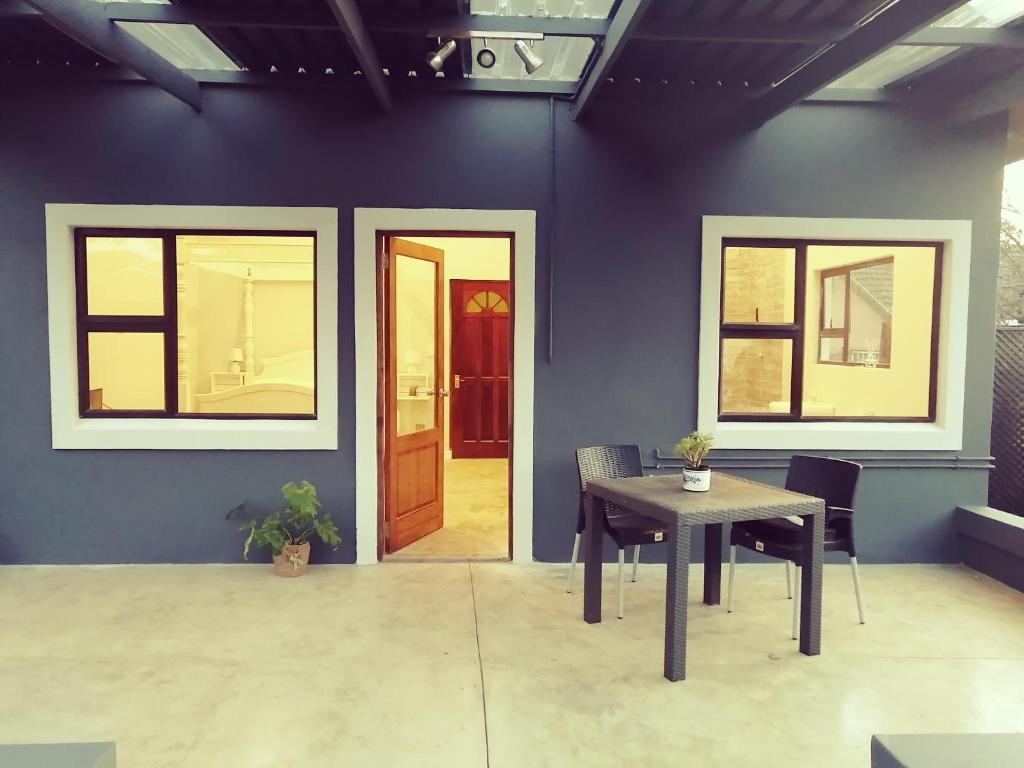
[803,245,937,417]
[253,281,314,359]
[404,236,511,453]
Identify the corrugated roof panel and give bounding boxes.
[0,17,113,66]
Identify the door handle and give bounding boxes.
[454,374,461,389]
[438,388,450,397]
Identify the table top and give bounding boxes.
[586,472,823,526]
[871,734,1024,768]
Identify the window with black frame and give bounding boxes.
[75,230,317,419]
[719,239,942,422]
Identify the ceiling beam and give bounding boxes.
[0,0,39,19]
[0,63,577,95]
[21,0,202,110]
[732,0,969,131]
[322,0,392,112]
[0,2,610,37]
[632,19,1024,48]
[364,11,608,38]
[572,0,654,120]
[632,20,852,45]
[102,1,335,29]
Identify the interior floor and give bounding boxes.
[1,563,1021,767]
[387,458,508,560]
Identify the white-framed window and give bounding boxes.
[46,205,338,450]
[699,216,972,451]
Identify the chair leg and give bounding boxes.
[791,565,801,640]
[727,544,737,613]
[785,560,793,599]
[850,555,866,624]
[617,548,625,620]
[566,532,581,594]
[632,545,640,583]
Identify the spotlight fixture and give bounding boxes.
[426,39,457,72]
[476,39,497,69]
[513,39,543,75]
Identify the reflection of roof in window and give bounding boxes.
[851,263,894,317]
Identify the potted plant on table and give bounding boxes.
[675,432,714,492]
[228,481,341,577]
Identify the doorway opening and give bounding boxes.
[378,233,513,561]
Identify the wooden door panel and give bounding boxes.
[395,439,440,518]
[451,280,510,459]
[384,237,445,554]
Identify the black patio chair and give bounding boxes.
[569,445,669,619]
[726,455,865,637]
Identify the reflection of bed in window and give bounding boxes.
[194,349,314,414]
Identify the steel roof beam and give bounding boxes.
[572,0,654,120]
[21,0,202,110]
[322,0,392,112]
[732,0,969,131]
[0,2,610,37]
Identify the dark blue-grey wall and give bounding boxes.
[0,82,1005,564]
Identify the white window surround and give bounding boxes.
[699,216,972,451]
[45,204,339,450]
[353,208,535,565]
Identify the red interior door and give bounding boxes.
[450,280,510,459]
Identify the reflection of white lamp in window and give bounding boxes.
[229,347,245,374]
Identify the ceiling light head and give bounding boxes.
[514,39,543,75]
[476,40,497,69]
[426,39,457,72]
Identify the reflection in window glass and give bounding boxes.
[722,247,796,324]
[819,337,845,363]
[821,273,847,330]
[88,332,165,411]
[849,262,893,367]
[720,338,793,415]
[175,235,316,416]
[86,237,164,316]
[805,245,936,419]
[395,254,436,436]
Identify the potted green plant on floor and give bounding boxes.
[675,432,714,492]
[228,481,341,577]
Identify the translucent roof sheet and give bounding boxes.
[101,0,239,71]
[832,0,1024,89]
[466,0,607,80]
[470,0,615,19]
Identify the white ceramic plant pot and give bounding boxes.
[682,466,711,492]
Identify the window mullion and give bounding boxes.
[163,235,178,418]
[791,243,807,420]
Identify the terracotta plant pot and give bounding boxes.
[682,466,712,492]
[272,542,311,577]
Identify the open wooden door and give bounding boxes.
[450,279,511,459]
[384,237,446,553]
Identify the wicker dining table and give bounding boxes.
[583,472,826,682]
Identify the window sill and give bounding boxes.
[708,420,961,452]
[53,416,337,451]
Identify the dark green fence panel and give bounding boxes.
[990,327,1024,516]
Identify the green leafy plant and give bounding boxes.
[228,481,341,560]
[674,431,714,470]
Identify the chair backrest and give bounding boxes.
[575,445,644,493]
[785,455,862,512]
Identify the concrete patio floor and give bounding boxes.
[0,562,1022,767]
